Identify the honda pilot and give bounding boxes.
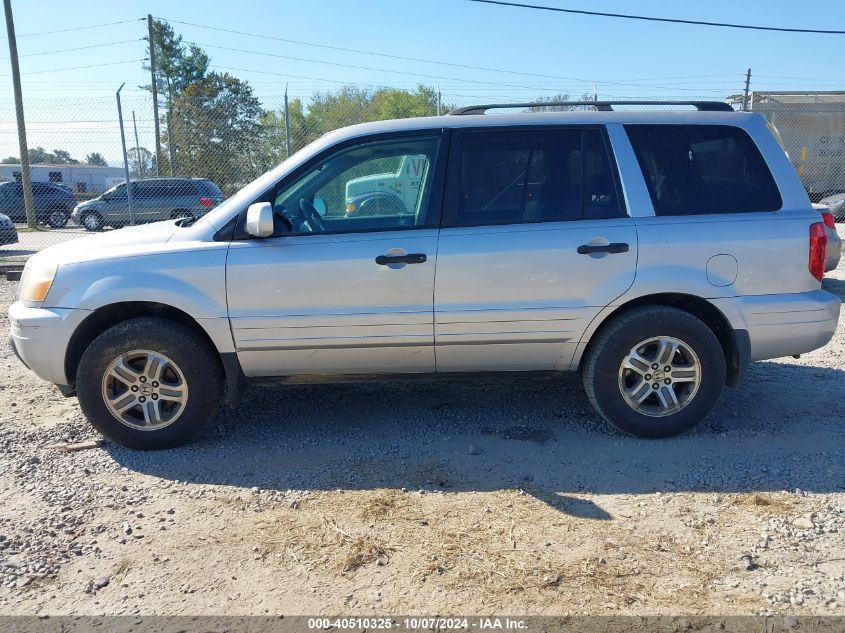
[9,101,839,448]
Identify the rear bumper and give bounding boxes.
[825,232,842,272]
[713,290,840,362]
[8,300,89,386]
[0,228,17,244]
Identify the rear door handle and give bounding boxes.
[577,242,629,255]
[375,253,427,265]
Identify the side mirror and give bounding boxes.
[312,197,328,217]
[246,202,274,238]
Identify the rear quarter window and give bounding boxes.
[171,181,200,197]
[625,124,782,215]
[197,180,223,197]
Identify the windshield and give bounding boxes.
[102,183,126,197]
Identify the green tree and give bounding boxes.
[143,19,210,173]
[255,97,310,172]
[303,85,440,135]
[371,85,440,119]
[128,147,155,177]
[85,152,108,166]
[1,147,81,164]
[144,19,209,105]
[170,72,264,193]
[52,149,79,164]
[528,92,593,111]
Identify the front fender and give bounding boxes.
[44,248,228,319]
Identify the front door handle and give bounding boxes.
[375,253,427,265]
[577,242,629,255]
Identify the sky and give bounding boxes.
[1,0,843,163]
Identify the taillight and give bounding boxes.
[199,197,213,208]
[821,211,835,229]
[809,222,827,282]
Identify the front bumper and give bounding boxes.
[8,300,90,386]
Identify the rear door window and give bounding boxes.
[446,127,623,227]
[625,124,782,215]
[134,181,158,200]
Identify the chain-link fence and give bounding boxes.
[1,91,843,260]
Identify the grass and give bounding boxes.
[732,493,795,513]
[17,225,51,233]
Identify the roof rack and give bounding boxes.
[448,100,735,115]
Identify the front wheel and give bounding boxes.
[80,211,103,232]
[582,306,726,438]
[76,317,223,449]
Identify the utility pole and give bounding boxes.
[131,110,143,178]
[147,14,161,176]
[742,68,752,112]
[437,85,441,115]
[116,83,135,226]
[284,83,291,158]
[166,108,176,176]
[3,0,35,228]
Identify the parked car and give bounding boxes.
[814,205,842,271]
[71,177,224,231]
[0,212,17,245]
[9,101,840,449]
[819,192,845,223]
[0,181,75,228]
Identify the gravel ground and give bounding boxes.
[0,264,844,616]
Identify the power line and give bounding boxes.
[189,39,725,93]
[163,16,744,89]
[189,41,561,92]
[162,17,592,83]
[213,65,394,89]
[0,59,147,77]
[465,0,845,34]
[0,18,144,38]
[0,39,142,59]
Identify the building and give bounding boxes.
[0,163,125,195]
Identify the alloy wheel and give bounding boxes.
[101,349,189,431]
[617,336,702,417]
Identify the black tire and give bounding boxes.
[582,306,726,438]
[80,211,103,232]
[170,209,195,222]
[46,208,69,228]
[76,317,223,449]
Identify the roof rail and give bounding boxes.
[448,100,735,115]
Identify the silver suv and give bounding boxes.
[71,177,224,231]
[9,101,840,449]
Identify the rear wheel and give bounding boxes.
[76,317,223,449]
[81,211,103,231]
[47,208,69,228]
[582,306,726,438]
[170,209,195,222]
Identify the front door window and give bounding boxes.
[271,135,440,236]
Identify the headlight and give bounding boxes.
[19,259,58,303]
